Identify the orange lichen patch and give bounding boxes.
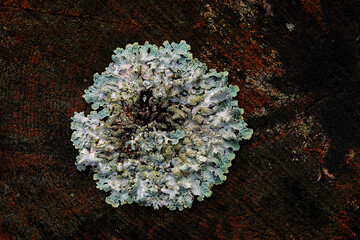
[195,3,284,78]
[232,33,284,77]
[300,0,327,31]
[335,210,357,238]
[200,28,284,79]
[299,139,331,164]
[192,3,285,117]
[345,149,356,165]
[1,0,18,6]
[237,83,280,117]
[324,149,360,237]
[333,150,360,202]
[330,194,359,237]
[206,46,282,116]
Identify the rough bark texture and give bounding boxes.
[0,0,359,239]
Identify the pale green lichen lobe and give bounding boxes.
[71,41,252,210]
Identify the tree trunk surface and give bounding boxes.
[0,0,359,239]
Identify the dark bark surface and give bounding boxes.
[0,0,359,239]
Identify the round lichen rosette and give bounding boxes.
[71,41,252,210]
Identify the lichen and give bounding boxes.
[70,41,252,210]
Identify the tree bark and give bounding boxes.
[0,0,359,239]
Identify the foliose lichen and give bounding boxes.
[71,41,253,210]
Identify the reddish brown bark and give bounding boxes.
[0,0,359,239]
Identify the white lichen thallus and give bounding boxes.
[71,41,252,210]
